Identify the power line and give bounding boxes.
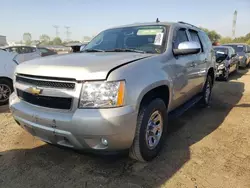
[53,25,59,37]
[65,26,71,42]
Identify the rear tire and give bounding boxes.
[0,78,13,106]
[200,75,212,107]
[129,98,167,162]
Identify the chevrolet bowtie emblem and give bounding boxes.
[28,87,42,95]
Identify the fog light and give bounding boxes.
[101,138,108,146]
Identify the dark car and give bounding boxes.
[214,46,239,81]
[222,43,250,68]
[37,47,57,57]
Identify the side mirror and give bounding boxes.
[173,41,201,56]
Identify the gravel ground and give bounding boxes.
[1,69,250,188]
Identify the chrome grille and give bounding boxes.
[16,74,75,89]
[17,89,72,110]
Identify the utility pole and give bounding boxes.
[53,25,59,38]
[232,10,237,39]
[65,26,71,42]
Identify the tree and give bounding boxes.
[82,36,92,42]
[23,32,32,45]
[53,37,62,45]
[219,37,233,44]
[247,39,250,45]
[39,34,50,45]
[200,27,221,43]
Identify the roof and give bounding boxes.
[213,46,231,49]
[0,35,6,37]
[109,21,200,30]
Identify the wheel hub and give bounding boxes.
[0,84,11,102]
[146,111,163,150]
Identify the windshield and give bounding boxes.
[84,25,167,54]
[225,45,244,53]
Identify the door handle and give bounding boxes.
[190,62,196,67]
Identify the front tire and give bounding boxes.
[0,78,13,106]
[129,98,167,162]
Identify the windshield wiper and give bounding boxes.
[82,49,105,52]
[106,48,147,54]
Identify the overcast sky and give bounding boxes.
[1,0,250,42]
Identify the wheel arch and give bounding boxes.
[137,83,171,112]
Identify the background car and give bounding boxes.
[214,46,239,81]
[0,50,20,105]
[4,46,41,62]
[222,43,250,68]
[37,47,57,57]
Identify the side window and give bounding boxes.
[228,48,232,57]
[173,29,188,49]
[189,30,203,52]
[199,32,212,51]
[39,48,48,53]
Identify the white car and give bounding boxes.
[0,49,40,105]
[3,46,41,62]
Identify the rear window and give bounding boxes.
[214,47,228,54]
[225,45,244,53]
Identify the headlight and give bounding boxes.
[218,64,225,69]
[79,81,125,108]
[239,56,244,59]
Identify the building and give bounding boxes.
[0,35,7,46]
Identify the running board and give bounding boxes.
[168,95,202,120]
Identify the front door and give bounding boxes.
[171,28,198,108]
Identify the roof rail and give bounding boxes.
[178,21,198,28]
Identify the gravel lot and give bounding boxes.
[1,69,250,188]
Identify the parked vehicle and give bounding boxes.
[9,21,216,161]
[4,46,41,62]
[37,47,57,57]
[0,50,20,105]
[222,43,250,68]
[214,46,239,81]
[66,42,88,53]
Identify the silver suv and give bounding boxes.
[9,21,216,161]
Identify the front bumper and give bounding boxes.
[239,58,247,67]
[9,93,137,151]
[215,67,226,78]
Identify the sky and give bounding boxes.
[1,0,250,42]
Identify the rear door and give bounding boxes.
[187,29,206,94]
[228,47,237,72]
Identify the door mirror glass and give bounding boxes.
[173,41,201,55]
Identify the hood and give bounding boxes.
[16,52,152,80]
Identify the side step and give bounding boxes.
[168,95,202,120]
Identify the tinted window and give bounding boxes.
[39,48,49,53]
[173,29,188,49]
[189,30,203,52]
[199,32,212,50]
[19,47,35,53]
